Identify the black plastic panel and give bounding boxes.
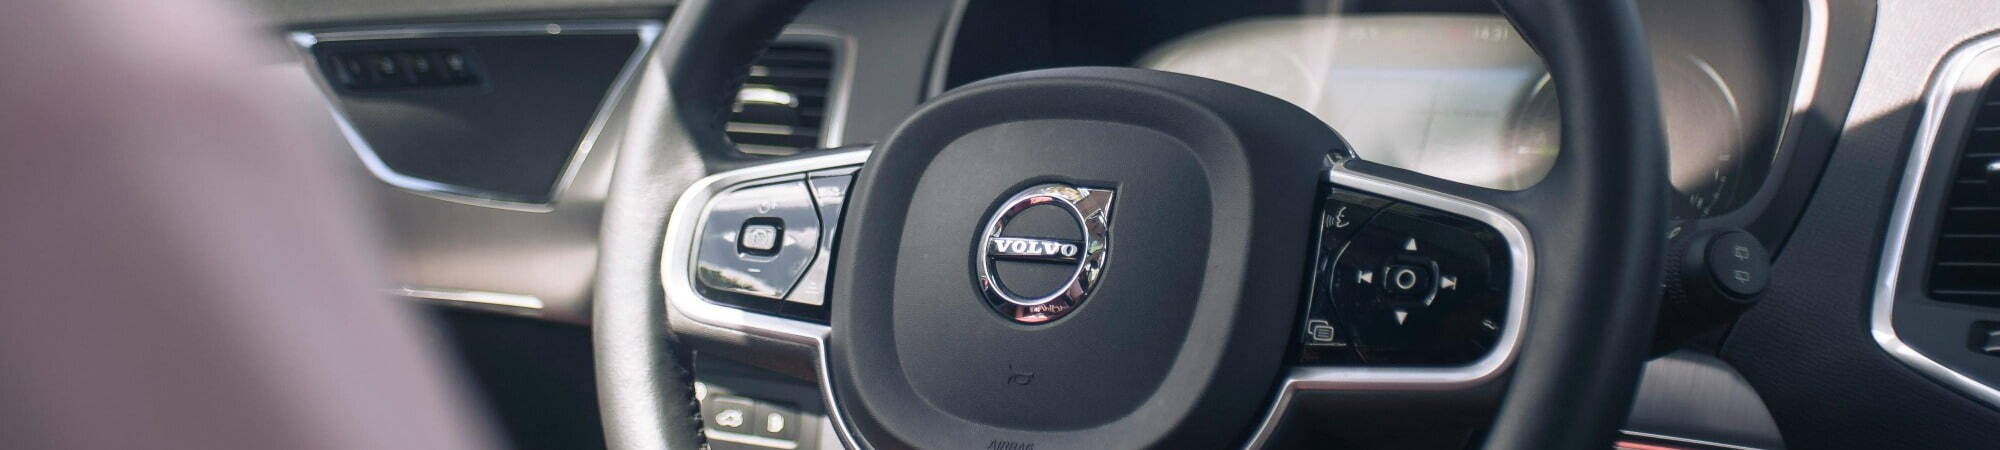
[310,34,639,204]
[426,307,606,450]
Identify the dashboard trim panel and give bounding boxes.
[289,20,662,212]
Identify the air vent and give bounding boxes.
[728,42,835,156]
[1929,72,2000,306]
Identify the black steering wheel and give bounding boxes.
[593,0,1668,448]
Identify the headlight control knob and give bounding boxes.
[1655,226,1769,354]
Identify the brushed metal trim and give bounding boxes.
[1241,162,1537,449]
[1871,33,2000,409]
[289,21,662,212]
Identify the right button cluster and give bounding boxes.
[1298,187,1514,366]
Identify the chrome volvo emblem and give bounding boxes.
[976,183,1114,324]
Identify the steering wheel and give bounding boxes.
[593,0,1668,448]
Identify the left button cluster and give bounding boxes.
[693,168,854,319]
[699,386,802,449]
[695,179,820,300]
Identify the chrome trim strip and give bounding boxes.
[659,151,869,448]
[1705,0,1826,225]
[708,429,800,450]
[288,21,662,212]
[1241,163,1536,449]
[1787,0,1829,126]
[924,0,973,98]
[816,336,871,450]
[391,286,545,313]
[1619,430,1765,450]
[1871,34,2000,409]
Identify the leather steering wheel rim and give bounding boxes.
[592,0,1668,448]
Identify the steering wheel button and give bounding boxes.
[753,401,800,441]
[1322,187,1395,250]
[807,172,854,222]
[704,396,756,434]
[739,222,781,253]
[1704,231,1769,299]
[694,179,822,303]
[1383,263,1433,295]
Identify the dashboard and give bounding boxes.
[938,0,1809,226]
[247,0,2000,448]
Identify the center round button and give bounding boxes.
[1383,263,1434,296]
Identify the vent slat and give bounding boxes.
[727,122,822,139]
[1948,187,2000,207]
[1941,209,2000,234]
[1957,156,2000,179]
[750,66,833,80]
[744,82,828,97]
[1929,72,2000,307]
[727,42,835,155]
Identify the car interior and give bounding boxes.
[5,0,2000,448]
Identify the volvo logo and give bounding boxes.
[988,237,1080,262]
[976,183,1115,324]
